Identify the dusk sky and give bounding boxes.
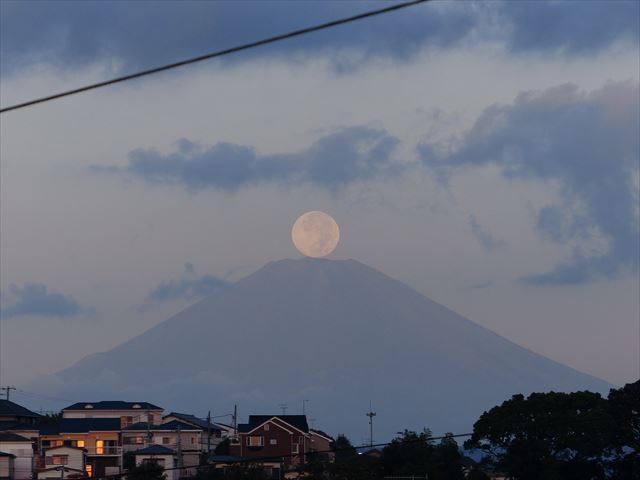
[0,0,638,407]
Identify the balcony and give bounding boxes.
[85,446,122,456]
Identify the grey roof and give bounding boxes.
[239,415,309,434]
[0,400,40,419]
[39,418,121,435]
[124,420,199,432]
[63,401,162,411]
[163,413,223,431]
[0,451,16,458]
[0,421,39,431]
[134,444,175,455]
[0,432,31,442]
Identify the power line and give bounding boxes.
[0,0,431,114]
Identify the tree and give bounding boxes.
[464,391,618,480]
[430,434,465,480]
[331,435,357,463]
[127,461,167,480]
[222,463,269,480]
[608,379,640,478]
[465,468,490,480]
[214,438,231,455]
[380,429,434,477]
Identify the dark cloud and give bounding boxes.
[1,283,87,319]
[1,1,636,77]
[420,81,640,285]
[96,126,400,191]
[146,263,229,303]
[468,214,506,252]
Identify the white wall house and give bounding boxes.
[0,433,34,480]
[37,446,86,479]
[133,445,177,480]
[62,402,163,428]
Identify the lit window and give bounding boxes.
[86,465,93,477]
[247,436,264,447]
[51,455,69,465]
[270,439,277,446]
[77,440,85,448]
[96,440,104,455]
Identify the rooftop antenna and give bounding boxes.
[302,400,309,415]
[366,401,376,448]
[278,404,288,415]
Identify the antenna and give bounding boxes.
[302,400,309,415]
[278,404,288,415]
[366,401,377,448]
[0,386,16,401]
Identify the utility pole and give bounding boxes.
[176,424,182,479]
[302,400,309,416]
[232,405,237,438]
[206,411,212,454]
[366,402,376,448]
[0,386,16,401]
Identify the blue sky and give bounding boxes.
[0,1,638,403]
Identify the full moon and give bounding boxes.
[291,211,340,258]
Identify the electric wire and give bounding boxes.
[0,0,430,114]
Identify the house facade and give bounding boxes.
[162,412,233,452]
[39,418,121,477]
[0,433,34,480]
[230,416,314,466]
[37,446,86,479]
[62,402,163,429]
[133,445,177,480]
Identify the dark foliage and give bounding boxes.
[127,461,167,480]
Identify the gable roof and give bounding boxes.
[39,418,121,435]
[124,420,199,432]
[134,444,175,455]
[0,432,31,442]
[0,421,39,432]
[0,400,40,419]
[163,413,223,431]
[310,429,334,442]
[240,415,309,434]
[62,401,162,411]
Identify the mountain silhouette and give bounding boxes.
[43,258,612,441]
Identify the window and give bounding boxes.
[264,424,269,431]
[86,465,92,477]
[162,437,170,445]
[121,416,134,428]
[51,440,64,447]
[77,440,85,448]
[143,459,165,468]
[190,437,197,445]
[270,439,277,446]
[96,440,104,455]
[47,455,69,465]
[247,436,264,447]
[291,444,299,455]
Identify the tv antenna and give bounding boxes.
[366,401,376,448]
[278,404,288,415]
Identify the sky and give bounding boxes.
[0,0,638,410]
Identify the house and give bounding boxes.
[0,452,15,480]
[37,446,86,479]
[0,432,34,480]
[162,412,233,451]
[62,402,163,428]
[230,415,318,466]
[0,401,41,426]
[122,420,201,476]
[39,418,121,477]
[133,445,177,480]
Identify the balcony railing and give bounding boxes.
[85,446,122,456]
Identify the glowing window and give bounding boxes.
[96,440,104,455]
[247,436,264,447]
[77,440,85,448]
[86,465,93,477]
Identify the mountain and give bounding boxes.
[39,258,612,441]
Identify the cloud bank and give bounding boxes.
[1,1,637,76]
[421,81,640,285]
[145,263,229,303]
[0,283,88,319]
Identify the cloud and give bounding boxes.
[420,81,640,285]
[1,1,636,77]
[95,126,401,191]
[468,214,506,252]
[145,263,230,303]
[0,283,88,319]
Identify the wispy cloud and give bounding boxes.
[0,283,89,319]
[468,214,506,252]
[94,126,401,192]
[421,81,640,285]
[145,263,230,303]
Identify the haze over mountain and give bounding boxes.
[37,258,612,441]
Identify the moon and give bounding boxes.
[291,211,340,258]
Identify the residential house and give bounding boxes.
[122,420,201,477]
[133,445,177,480]
[0,401,41,426]
[162,412,233,451]
[230,415,317,466]
[37,446,86,479]
[0,452,15,480]
[39,418,121,478]
[0,432,34,480]
[62,402,163,429]
[307,430,333,460]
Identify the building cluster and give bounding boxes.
[0,399,334,480]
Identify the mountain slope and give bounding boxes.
[46,258,612,440]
